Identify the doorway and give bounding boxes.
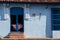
[10,7,24,32]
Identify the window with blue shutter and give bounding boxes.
[51,8,60,30]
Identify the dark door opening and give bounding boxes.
[11,15,16,32]
[18,15,24,32]
[10,7,24,32]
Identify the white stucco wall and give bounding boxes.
[0,5,10,37]
[53,31,60,38]
[24,4,52,38]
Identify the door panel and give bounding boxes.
[18,15,24,32]
[11,15,16,32]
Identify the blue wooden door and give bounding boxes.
[10,7,24,32]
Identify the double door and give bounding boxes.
[10,7,24,32]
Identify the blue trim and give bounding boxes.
[51,8,53,38]
[52,19,60,20]
[10,14,11,32]
[22,8,24,32]
[16,15,18,32]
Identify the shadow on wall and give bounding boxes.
[0,7,4,20]
[46,8,52,38]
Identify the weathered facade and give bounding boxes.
[0,0,60,39]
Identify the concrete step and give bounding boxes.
[7,32,24,38]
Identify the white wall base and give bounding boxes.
[53,31,60,38]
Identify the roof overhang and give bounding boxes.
[0,0,60,4]
[0,0,60,3]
